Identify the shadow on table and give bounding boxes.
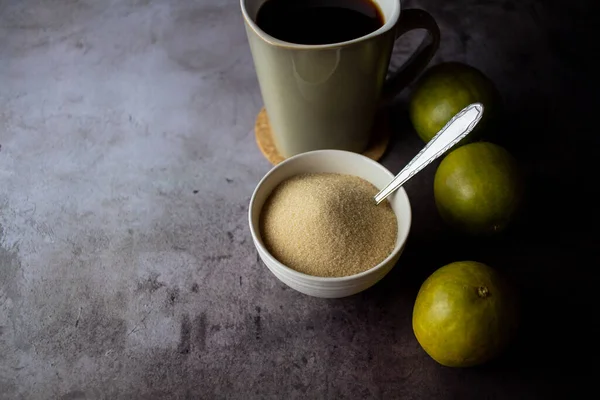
[353,89,597,395]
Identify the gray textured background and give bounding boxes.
[0,0,597,399]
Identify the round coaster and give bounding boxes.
[255,107,390,165]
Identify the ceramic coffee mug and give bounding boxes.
[241,0,440,158]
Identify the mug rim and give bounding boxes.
[240,0,402,49]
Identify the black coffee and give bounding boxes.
[256,0,384,45]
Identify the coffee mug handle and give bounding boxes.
[381,9,441,104]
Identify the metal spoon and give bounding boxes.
[374,103,485,205]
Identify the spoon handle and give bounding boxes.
[374,103,485,205]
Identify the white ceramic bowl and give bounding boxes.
[248,150,412,298]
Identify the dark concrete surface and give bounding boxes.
[0,0,597,399]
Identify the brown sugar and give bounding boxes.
[260,173,398,277]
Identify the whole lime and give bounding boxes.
[409,62,498,144]
[434,142,523,235]
[412,261,519,367]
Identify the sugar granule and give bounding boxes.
[260,173,398,277]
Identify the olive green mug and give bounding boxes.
[241,0,440,158]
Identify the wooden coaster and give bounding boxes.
[255,107,390,165]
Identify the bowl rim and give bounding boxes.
[248,149,412,282]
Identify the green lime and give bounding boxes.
[412,261,519,367]
[434,142,523,235]
[409,62,498,144]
